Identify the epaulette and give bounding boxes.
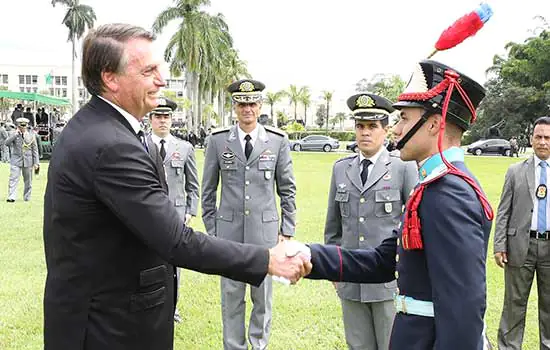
[211,127,230,135]
[389,150,401,157]
[264,125,286,137]
[335,153,357,164]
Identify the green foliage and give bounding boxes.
[315,104,327,129]
[51,0,97,42]
[355,74,406,102]
[276,110,288,127]
[283,121,305,133]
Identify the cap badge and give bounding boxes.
[157,98,166,106]
[356,95,375,108]
[239,81,254,92]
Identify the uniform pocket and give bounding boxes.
[174,195,185,207]
[139,265,166,288]
[374,189,401,217]
[262,210,279,245]
[335,191,350,218]
[130,287,166,312]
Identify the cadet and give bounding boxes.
[201,79,297,350]
[147,97,200,324]
[0,121,8,163]
[306,60,494,349]
[325,93,417,350]
[5,117,40,202]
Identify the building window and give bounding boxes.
[62,76,67,86]
[25,75,31,85]
[55,88,61,96]
[62,89,67,97]
[33,87,38,93]
[1,74,8,84]
[26,87,31,93]
[49,88,54,95]
[55,76,61,85]
[20,87,25,92]
[32,75,38,84]
[177,91,184,98]
[19,75,24,84]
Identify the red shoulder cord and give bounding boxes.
[401,70,494,250]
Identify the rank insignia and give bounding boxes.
[172,152,181,160]
[338,183,347,190]
[383,173,392,181]
[222,151,235,161]
[355,95,376,108]
[537,184,547,199]
[384,202,393,213]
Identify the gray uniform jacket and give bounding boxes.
[325,149,417,302]
[4,130,39,167]
[494,156,537,267]
[148,134,199,218]
[0,126,7,145]
[202,124,296,247]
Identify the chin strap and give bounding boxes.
[401,70,494,250]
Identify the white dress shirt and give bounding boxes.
[531,155,550,231]
[97,95,142,134]
[151,133,173,150]
[359,146,384,181]
[237,124,259,154]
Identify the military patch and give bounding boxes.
[338,183,347,191]
[356,95,375,108]
[384,203,393,213]
[222,151,235,161]
[383,173,391,181]
[171,152,181,160]
[264,170,272,180]
[260,149,276,162]
[239,81,255,92]
[537,184,547,199]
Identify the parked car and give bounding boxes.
[346,139,395,153]
[290,135,340,152]
[466,138,512,156]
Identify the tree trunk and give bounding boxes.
[71,34,78,115]
[304,105,307,127]
[217,90,224,127]
[294,102,297,121]
[325,102,330,135]
[270,104,275,127]
[192,73,200,132]
[185,70,194,131]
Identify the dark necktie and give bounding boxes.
[137,130,148,152]
[159,139,166,160]
[244,134,253,160]
[361,159,372,185]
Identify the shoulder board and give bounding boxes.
[389,150,401,157]
[335,153,357,164]
[264,125,286,137]
[211,127,230,135]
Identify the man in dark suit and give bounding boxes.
[43,23,310,350]
[494,116,550,349]
[303,60,494,350]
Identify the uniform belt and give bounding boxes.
[530,230,550,240]
[394,294,434,317]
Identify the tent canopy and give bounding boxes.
[0,90,71,106]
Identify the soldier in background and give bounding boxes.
[0,121,8,163]
[202,79,296,350]
[52,121,66,149]
[5,117,40,202]
[147,97,199,324]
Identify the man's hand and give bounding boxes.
[34,164,40,170]
[268,240,312,284]
[494,252,508,268]
[184,214,193,226]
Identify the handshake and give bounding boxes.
[267,240,312,284]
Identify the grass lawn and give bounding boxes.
[0,151,541,349]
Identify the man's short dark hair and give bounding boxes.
[355,118,389,128]
[534,116,550,127]
[81,23,156,96]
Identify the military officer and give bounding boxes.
[325,93,417,350]
[5,117,40,202]
[202,79,296,350]
[147,97,200,323]
[0,121,8,163]
[305,60,494,350]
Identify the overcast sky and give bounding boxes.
[1,0,549,112]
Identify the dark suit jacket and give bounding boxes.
[307,161,492,350]
[43,96,269,350]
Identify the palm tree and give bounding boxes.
[153,0,233,131]
[51,0,96,114]
[321,90,333,135]
[265,91,285,125]
[299,86,311,127]
[285,85,301,121]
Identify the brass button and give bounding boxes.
[359,217,365,223]
[360,198,365,203]
[359,236,365,242]
[395,254,399,262]
[244,210,250,215]
[396,287,400,294]
[245,180,250,185]
[245,195,250,200]
[397,238,400,246]
[395,271,399,279]
[245,166,250,170]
